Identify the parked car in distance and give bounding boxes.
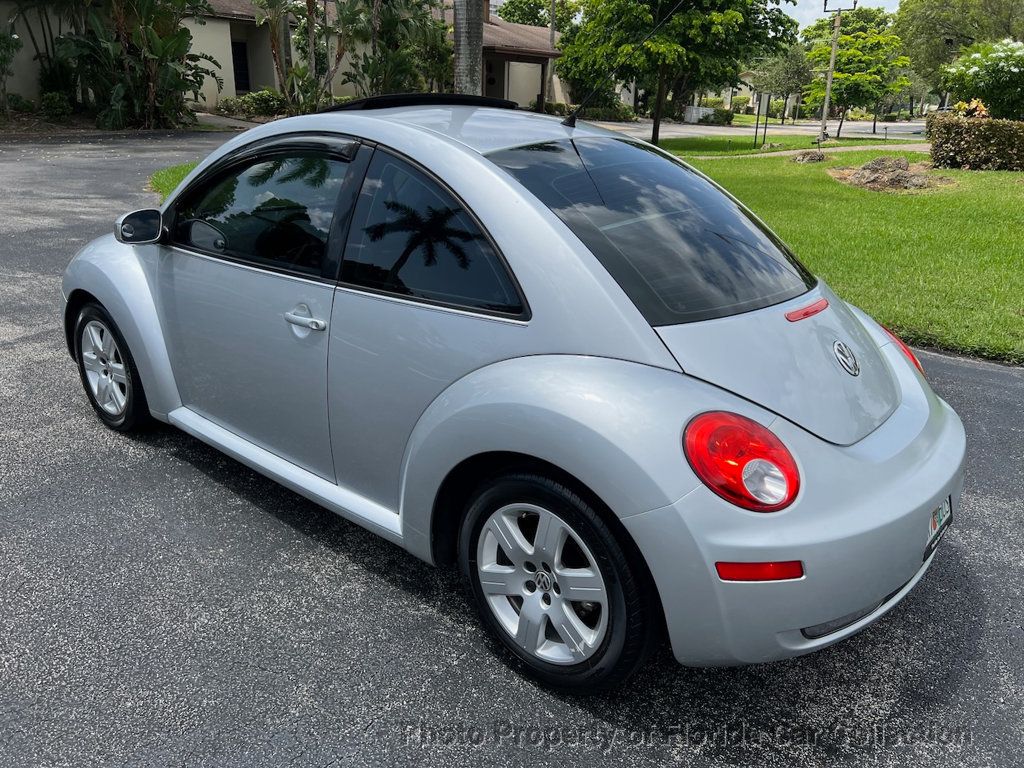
[62,95,966,691]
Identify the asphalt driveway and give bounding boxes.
[0,133,1022,768]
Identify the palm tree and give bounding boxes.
[366,200,479,286]
[453,0,483,94]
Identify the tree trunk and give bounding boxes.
[666,73,685,119]
[836,108,846,138]
[651,63,668,145]
[872,102,879,134]
[546,0,556,100]
[453,0,484,95]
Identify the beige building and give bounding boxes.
[4,0,563,110]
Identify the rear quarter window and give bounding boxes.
[487,137,815,325]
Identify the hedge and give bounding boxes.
[927,112,1024,171]
[698,107,734,125]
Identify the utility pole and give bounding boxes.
[818,0,856,143]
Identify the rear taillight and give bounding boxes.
[684,412,800,512]
[881,325,924,374]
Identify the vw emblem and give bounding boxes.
[833,340,860,376]
[534,571,552,591]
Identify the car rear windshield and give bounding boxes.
[487,137,815,326]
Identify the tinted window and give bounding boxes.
[341,152,524,316]
[488,138,815,325]
[174,151,349,276]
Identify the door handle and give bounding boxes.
[284,310,326,331]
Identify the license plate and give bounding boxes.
[924,496,952,560]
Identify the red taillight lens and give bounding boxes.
[684,411,800,512]
[716,561,804,581]
[881,325,924,374]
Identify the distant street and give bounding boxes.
[594,117,928,141]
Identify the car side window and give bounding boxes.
[173,150,350,277]
[340,151,524,316]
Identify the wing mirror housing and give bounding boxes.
[115,209,163,244]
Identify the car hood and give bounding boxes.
[655,283,900,445]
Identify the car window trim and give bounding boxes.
[333,284,530,326]
[167,133,363,284]
[337,145,532,322]
[164,243,336,289]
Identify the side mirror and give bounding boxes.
[115,209,163,244]
[188,220,227,252]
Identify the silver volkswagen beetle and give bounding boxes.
[61,95,966,691]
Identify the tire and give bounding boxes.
[73,303,150,432]
[458,473,657,691]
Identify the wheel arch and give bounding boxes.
[429,450,667,639]
[64,288,99,359]
[62,237,181,420]
[430,451,629,566]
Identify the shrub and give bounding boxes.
[927,112,1024,171]
[8,93,34,112]
[576,101,636,122]
[879,113,899,122]
[767,98,786,118]
[528,100,570,116]
[56,5,220,129]
[731,95,750,112]
[40,91,72,122]
[239,88,288,117]
[699,107,734,125]
[702,96,725,109]
[216,89,288,119]
[943,39,1024,121]
[215,96,242,116]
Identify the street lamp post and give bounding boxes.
[819,0,857,143]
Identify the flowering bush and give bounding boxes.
[952,99,990,119]
[943,39,1024,121]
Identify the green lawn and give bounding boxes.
[686,150,1024,363]
[148,149,1023,363]
[730,113,786,127]
[150,161,197,199]
[660,134,920,157]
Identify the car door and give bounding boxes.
[327,148,532,510]
[158,137,368,480]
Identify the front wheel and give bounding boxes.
[459,474,657,691]
[73,303,150,432]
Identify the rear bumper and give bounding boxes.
[623,349,966,666]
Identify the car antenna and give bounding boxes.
[562,0,688,128]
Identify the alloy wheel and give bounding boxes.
[476,503,609,665]
[80,320,130,416]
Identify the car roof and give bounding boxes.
[315,105,629,155]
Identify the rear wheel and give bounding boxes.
[459,473,656,691]
[74,303,150,432]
